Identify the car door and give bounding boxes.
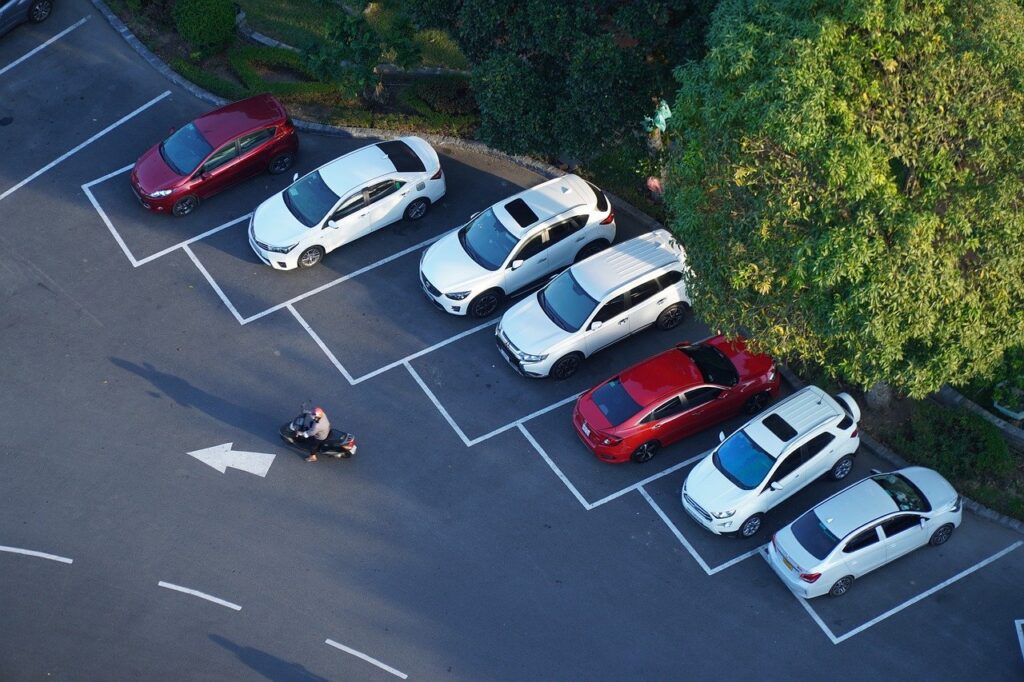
[196,140,242,198]
[503,232,552,295]
[364,179,408,229]
[640,394,689,446]
[322,191,369,251]
[235,127,276,181]
[760,447,804,508]
[675,386,725,441]
[880,514,929,562]
[623,277,665,331]
[796,432,837,479]
[543,215,589,270]
[0,0,15,34]
[839,526,888,577]
[583,293,629,354]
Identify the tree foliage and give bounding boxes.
[665,0,1024,397]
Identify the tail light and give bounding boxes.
[850,428,858,438]
[597,432,622,446]
[431,167,443,180]
[600,210,615,225]
[799,572,821,583]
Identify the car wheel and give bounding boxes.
[744,391,771,414]
[268,152,295,175]
[172,195,198,217]
[28,0,52,22]
[656,302,688,331]
[630,440,660,463]
[738,513,764,538]
[297,246,325,269]
[829,455,855,481]
[549,353,584,380]
[574,239,609,264]
[404,198,430,221]
[929,523,955,546]
[468,289,503,318]
[828,575,854,597]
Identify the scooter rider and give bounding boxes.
[301,406,331,462]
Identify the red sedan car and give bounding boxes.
[572,335,780,463]
[130,94,298,216]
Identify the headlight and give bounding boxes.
[445,291,471,301]
[711,509,736,519]
[517,351,548,363]
[267,243,297,254]
[149,189,173,198]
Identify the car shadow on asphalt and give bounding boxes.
[209,634,329,682]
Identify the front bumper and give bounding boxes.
[680,491,737,535]
[494,329,548,378]
[129,176,173,212]
[420,271,467,315]
[248,227,296,270]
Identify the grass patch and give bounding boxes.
[581,139,668,225]
[236,0,346,50]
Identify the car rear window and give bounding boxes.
[590,378,641,427]
[504,198,539,227]
[680,344,739,386]
[791,509,840,560]
[584,180,609,212]
[873,473,931,512]
[376,140,426,173]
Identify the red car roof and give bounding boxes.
[192,95,287,149]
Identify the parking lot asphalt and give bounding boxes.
[1,2,1023,679]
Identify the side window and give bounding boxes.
[658,270,683,290]
[332,193,365,221]
[626,279,660,309]
[647,396,685,422]
[513,234,545,262]
[203,142,239,172]
[591,294,626,324]
[771,450,802,482]
[366,179,405,204]
[546,215,588,247]
[799,432,836,461]
[238,128,275,153]
[684,386,721,408]
[843,527,880,553]
[881,515,921,537]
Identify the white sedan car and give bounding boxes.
[419,174,615,317]
[767,467,962,598]
[249,136,445,269]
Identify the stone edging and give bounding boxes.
[89,0,664,237]
[777,366,1024,536]
[934,386,1024,454]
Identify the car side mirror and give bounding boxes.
[770,481,783,491]
[201,172,211,180]
[509,259,524,271]
[326,220,338,229]
[292,172,299,183]
[589,320,603,331]
[718,431,725,443]
[919,517,928,527]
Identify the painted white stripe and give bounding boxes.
[82,163,134,189]
[587,449,709,509]
[183,244,245,325]
[463,390,583,447]
[756,548,840,643]
[325,639,408,679]
[0,544,73,564]
[1,91,171,201]
[639,487,713,575]
[519,423,592,510]
[289,304,357,383]
[135,213,251,266]
[404,362,472,446]
[157,581,241,611]
[709,543,768,575]
[352,318,498,384]
[83,183,139,266]
[0,17,89,77]
[1014,619,1024,664]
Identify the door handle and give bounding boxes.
[656,298,667,305]
[359,213,368,217]
[618,318,628,325]
[538,258,547,263]
[652,422,663,429]
[575,236,585,242]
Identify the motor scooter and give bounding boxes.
[280,405,357,458]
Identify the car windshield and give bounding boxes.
[159,122,213,176]
[681,344,739,386]
[791,509,840,560]
[459,208,519,270]
[538,270,598,332]
[873,473,931,512]
[589,378,641,427]
[712,430,774,490]
[283,171,340,228]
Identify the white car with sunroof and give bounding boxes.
[419,174,615,318]
[767,467,962,598]
[249,136,445,269]
[682,385,861,538]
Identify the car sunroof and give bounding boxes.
[761,413,797,441]
[377,140,426,173]
[504,198,539,227]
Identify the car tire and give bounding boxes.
[929,523,955,546]
[828,575,854,598]
[828,455,855,481]
[297,245,325,269]
[738,513,764,538]
[404,198,430,221]
[744,391,772,415]
[574,239,609,264]
[656,302,688,331]
[549,353,584,380]
[268,152,295,175]
[28,0,52,22]
[172,195,199,217]
[630,440,660,463]
[468,289,504,318]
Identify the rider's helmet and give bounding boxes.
[312,407,325,421]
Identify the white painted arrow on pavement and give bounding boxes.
[187,443,276,477]
[1016,619,1024,664]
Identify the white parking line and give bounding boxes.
[519,423,592,509]
[289,304,357,384]
[325,638,408,679]
[157,581,241,611]
[1016,619,1024,664]
[354,318,497,385]
[184,244,245,324]
[405,361,472,446]
[0,90,170,202]
[0,544,73,564]
[0,16,89,77]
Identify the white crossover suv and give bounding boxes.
[682,385,861,538]
[249,136,445,269]
[495,229,690,379]
[419,174,616,317]
[768,467,962,598]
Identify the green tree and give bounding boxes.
[666,0,1024,397]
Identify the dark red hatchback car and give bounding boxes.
[572,335,780,463]
[130,94,298,216]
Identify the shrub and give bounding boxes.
[228,45,359,101]
[171,58,249,101]
[172,0,235,54]
[893,402,1014,481]
[411,76,475,116]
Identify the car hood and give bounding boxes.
[420,228,492,292]
[685,453,750,513]
[252,192,309,247]
[500,294,570,355]
[133,143,184,193]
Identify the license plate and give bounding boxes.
[582,422,591,437]
[782,555,794,571]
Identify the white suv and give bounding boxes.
[495,229,690,379]
[419,174,616,318]
[682,385,861,538]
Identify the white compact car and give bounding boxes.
[682,385,861,538]
[249,136,445,269]
[768,467,962,598]
[419,174,616,318]
[495,229,690,379]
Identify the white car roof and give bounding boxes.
[813,477,898,539]
[746,385,842,457]
[318,136,431,197]
[571,229,685,301]
[493,174,595,237]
